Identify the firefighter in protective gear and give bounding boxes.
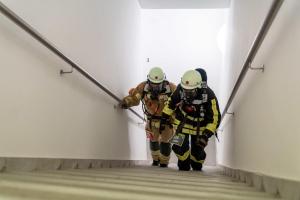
[161,69,221,171]
[119,67,176,167]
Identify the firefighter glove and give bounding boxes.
[196,129,213,148]
[119,100,129,109]
[196,135,208,148]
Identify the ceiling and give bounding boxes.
[138,0,231,9]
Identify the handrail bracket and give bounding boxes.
[60,67,73,75]
[249,63,265,72]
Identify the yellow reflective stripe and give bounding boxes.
[175,150,190,161]
[173,119,206,135]
[173,119,203,131]
[181,127,205,135]
[151,150,160,160]
[206,125,215,133]
[151,150,160,156]
[173,119,194,130]
[186,115,203,122]
[173,118,180,125]
[205,99,219,133]
[181,128,195,135]
[162,97,175,115]
[151,121,160,128]
[182,123,194,130]
[190,154,204,164]
[159,154,170,164]
[163,107,174,116]
[173,119,196,134]
[179,107,203,122]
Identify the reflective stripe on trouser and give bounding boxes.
[159,142,171,164]
[172,132,191,170]
[146,119,174,163]
[150,141,160,161]
[172,118,206,135]
[172,132,190,161]
[190,155,204,164]
[190,135,206,170]
[159,126,173,164]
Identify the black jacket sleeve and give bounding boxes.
[204,87,221,134]
[162,84,181,116]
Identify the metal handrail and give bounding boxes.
[220,0,284,125]
[0,1,144,122]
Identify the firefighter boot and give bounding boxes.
[159,142,171,168]
[150,141,160,166]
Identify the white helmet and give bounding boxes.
[147,67,165,84]
[181,70,202,90]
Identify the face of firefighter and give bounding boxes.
[182,88,197,104]
[149,82,163,100]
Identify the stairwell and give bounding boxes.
[0,166,282,200]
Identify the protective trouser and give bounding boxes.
[172,133,206,171]
[146,119,173,165]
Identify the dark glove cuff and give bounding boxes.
[200,135,208,143]
[203,129,214,139]
[161,112,171,119]
[196,135,208,148]
[119,100,129,109]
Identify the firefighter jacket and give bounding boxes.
[123,81,177,118]
[162,85,221,135]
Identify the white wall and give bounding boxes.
[138,0,231,9]
[217,0,300,181]
[141,9,227,165]
[0,0,146,160]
